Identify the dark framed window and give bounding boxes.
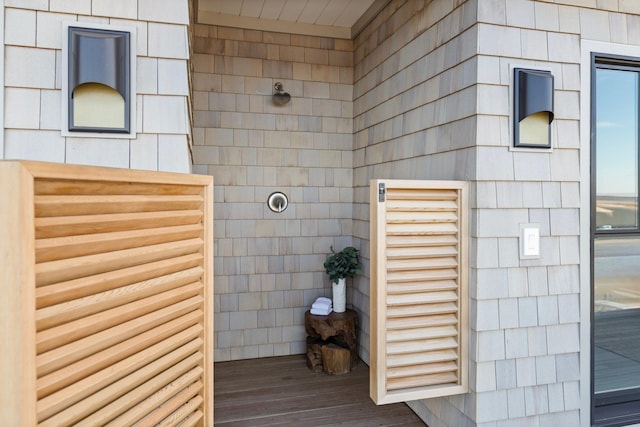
[591,53,640,427]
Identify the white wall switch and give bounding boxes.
[520,223,540,259]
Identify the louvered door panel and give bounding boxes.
[0,161,213,426]
[370,179,468,405]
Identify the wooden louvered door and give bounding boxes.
[370,179,468,405]
[0,161,213,426]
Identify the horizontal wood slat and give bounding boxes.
[386,302,458,317]
[36,284,203,353]
[36,267,203,330]
[386,313,458,330]
[387,372,459,391]
[387,268,458,283]
[35,238,204,287]
[385,199,458,210]
[37,303,203,377]
[387,337,459,355]
[0,161,213,426]
[34,179,204,196]
[370,179,468,405]
[386,235,458,247]
[35,210,203,239]
[37,333,203,422]
[160,396,204,427]
[386,222,458,235]
[34,195,203,217]
[37,313,203,398]
[99,366,203,427]
[38,345,203,426]
[387,246,458,259]
[387,290,458,306]
[387,280,458,295]
[387,325,458,342]
[35,254,203,308]
[386,257,458,271]
[384,189,459,200]
[387,349,459,367]
[36,224,203,263]
[140,382,203,426]
[387,361,459,379]
[176,410,204,427]
[386,211,459,223]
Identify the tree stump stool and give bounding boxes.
[321,343,351,375]
[305,309,358,375]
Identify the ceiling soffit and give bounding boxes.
[196,0,391,39]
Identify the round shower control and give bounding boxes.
[267,192,288,213]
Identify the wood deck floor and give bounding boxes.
[214,355,426,426]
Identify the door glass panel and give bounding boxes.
[594,65,640,402]
[594,237,640,394]
[595,68,639,230]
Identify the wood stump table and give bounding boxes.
[305,309,358,375]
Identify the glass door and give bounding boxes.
[592,58,640,425]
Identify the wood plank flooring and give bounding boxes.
[214,355,426,426]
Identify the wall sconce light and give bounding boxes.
[68,26,131,133]
[513,68,554,148]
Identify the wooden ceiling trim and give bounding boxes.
[197,9,352,39]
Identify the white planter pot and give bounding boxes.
[332,278,346,313]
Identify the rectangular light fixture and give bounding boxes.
[68,27,130,133]
[62,23,136,137]
[513,68,554,148]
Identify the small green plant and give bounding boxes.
[323,246,361,283]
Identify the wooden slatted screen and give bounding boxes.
[370,179,468,405]
[0,160,213,426]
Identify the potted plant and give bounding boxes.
[323,246,361,312]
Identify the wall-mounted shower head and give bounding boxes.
[272,82,291,105]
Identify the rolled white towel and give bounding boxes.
[312,300,332,310]
[310,306,332,316]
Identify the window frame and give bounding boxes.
[592,54,640,236]
[591,52,640,426]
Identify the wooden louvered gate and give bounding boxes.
[0,161,213,426]
[370,179,468,405]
